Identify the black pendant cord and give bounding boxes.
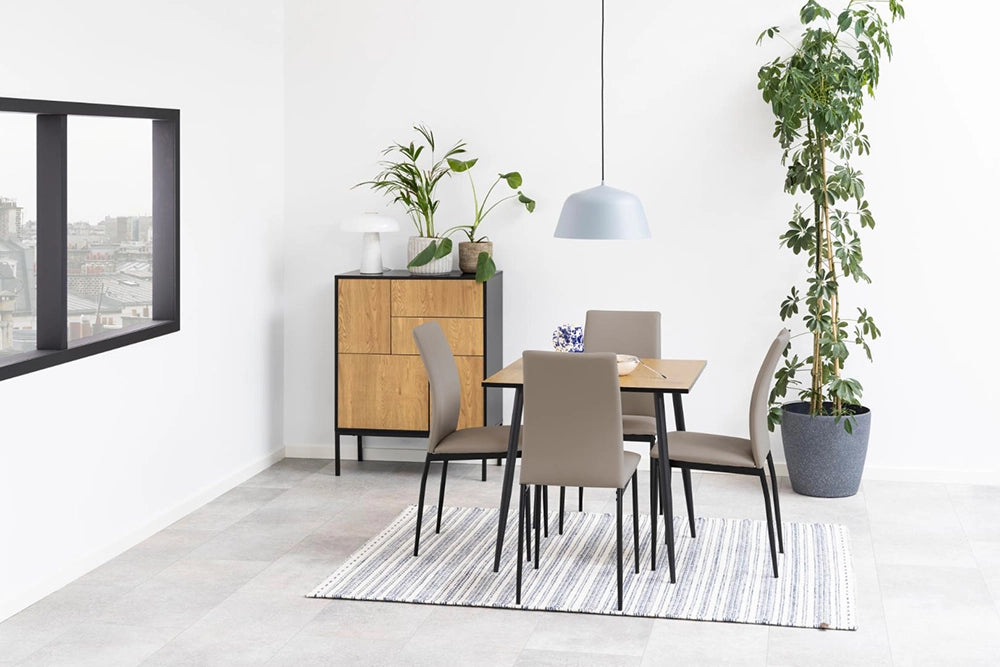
[601,0,606,184]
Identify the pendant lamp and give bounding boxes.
[554,0,651,240]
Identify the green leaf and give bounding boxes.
[837,10,852,32]
[475,251,496,283]
[448,157,477,173]
[518,191,536,212]
[433,237,453,259]
[407,241,438,268]
[502,172,523,188]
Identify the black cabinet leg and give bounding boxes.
[357,435,363,462]
[334,433,341,477]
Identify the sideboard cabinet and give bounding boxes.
[334,270,503,474]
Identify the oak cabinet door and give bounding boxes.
[337,279,391,354]
[337,354,428,430]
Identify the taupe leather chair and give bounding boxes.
[649,329,790,577]
[517,350,641,611]
[412,321,522,557]
[564,311,665,531]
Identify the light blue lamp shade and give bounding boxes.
[554,184,651,239]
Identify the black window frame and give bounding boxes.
[0,97,179,381]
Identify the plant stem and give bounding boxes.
[819,133,842,414]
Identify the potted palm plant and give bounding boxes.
[441,156,535,283]
[357,125,466,274]
[758,0,904,497]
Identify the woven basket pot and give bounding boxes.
[407,236,453,275]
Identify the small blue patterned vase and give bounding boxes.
[552,324,584,353]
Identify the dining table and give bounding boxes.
[482,356,707,583]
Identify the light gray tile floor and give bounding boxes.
[2,458,999,666]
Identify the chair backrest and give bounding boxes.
[521,350,626,488]
[583,310,661,418]
[412,321,461,452]
[749,329,791,467]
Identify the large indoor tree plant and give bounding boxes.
[357,124,466,275]
[757,0,904,496]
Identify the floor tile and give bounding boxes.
[296,599,431,641]
[879,563,1000,665]
[265,634,405,666]
[969,540,1000,605]
[169,486,285,532]
[18,623,178,667]
[524,612,653,657]
[947,484,1000,542]
[518,648,640,666]
[643,618,767,665]
[95,559,269,630]
[142,588,327,665]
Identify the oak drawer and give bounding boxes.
[391,317,483,356]
[391,279,482,318]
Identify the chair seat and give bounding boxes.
[522,449,640,489]
[433,426,520,455]
[622,414,656,437]
[649,431,757,468]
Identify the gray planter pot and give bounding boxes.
[780,402,871,498]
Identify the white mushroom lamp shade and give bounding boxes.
[341,213,400,274]
[554,184,651,240]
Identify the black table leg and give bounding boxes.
[493,387,524,573]
[655,392,676,583]
[672,393,687,431]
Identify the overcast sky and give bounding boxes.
[0,112,152,225]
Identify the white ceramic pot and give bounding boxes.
[407,236,454,275]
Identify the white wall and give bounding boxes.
[0,0,285,620]
[284,0,1000,483]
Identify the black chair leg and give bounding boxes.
[579,487,584,512]
[767,452,784,553]
[534,485,541,569]
[517,485,525,604]
[482,459,487,482]
[759,471,779,578]
[616,488,624,611]
[657,464,664,515]
[435,461,449,533]
[414,455,431,557]
[649,461,658,571]
[542,486,549,538]
[631,471,640,574]
[558,486,565,535]
[525,485,531,562]
[682,467,696,538]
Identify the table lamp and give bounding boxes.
[341,212,400,274]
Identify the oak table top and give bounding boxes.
[482,357,707,394]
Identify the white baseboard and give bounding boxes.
[771,461,998,486]
[1,446,286,623]
[286,442,998,486]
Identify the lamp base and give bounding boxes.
[359,232,384,274]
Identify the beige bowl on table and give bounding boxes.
[616,354,640,376]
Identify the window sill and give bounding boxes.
[0,319,179,381]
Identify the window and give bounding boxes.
[0,97,179,381]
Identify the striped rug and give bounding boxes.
[308,505,856,630]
